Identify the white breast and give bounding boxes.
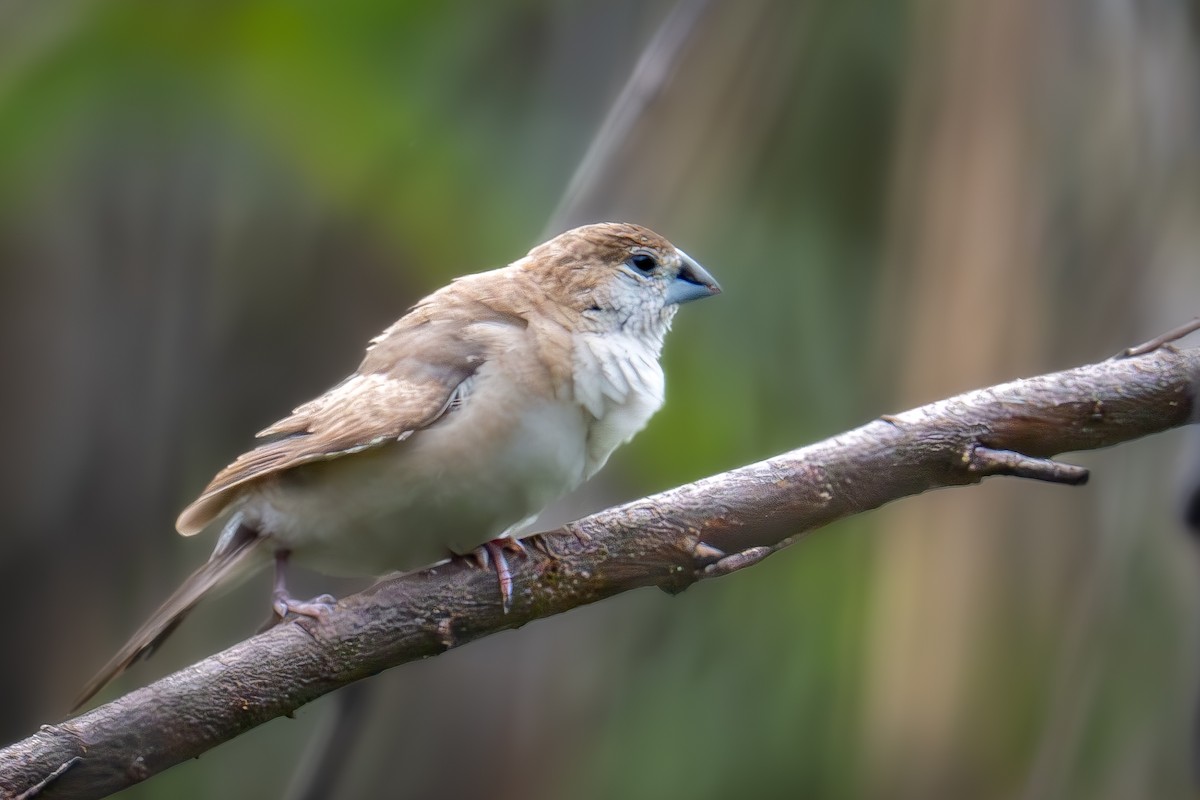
[572,331,666,476]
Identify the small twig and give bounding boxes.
[1119,317,1200,358]
[691,541,725,561]
[15,756,80,800]
[967,446,1090,485]
[701,546,775,579]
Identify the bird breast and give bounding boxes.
[572,330,667,477]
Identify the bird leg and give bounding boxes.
[467,538,529,614]
[272,550,337,620]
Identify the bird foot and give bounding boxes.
[271,549,337,620]
[467,538,528,614]
[273,592,337,621]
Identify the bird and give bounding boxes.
[73,221,721,710]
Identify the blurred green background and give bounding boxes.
[3,1,1199,798]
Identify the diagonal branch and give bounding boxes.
[2,344,1198,800]
[542,0,714,234]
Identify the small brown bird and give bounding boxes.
[73,222,720,710]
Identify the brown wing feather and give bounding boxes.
[175,307,524,535]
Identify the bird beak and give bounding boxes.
[665,250,722,305]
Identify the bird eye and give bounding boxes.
[627,253,658,274]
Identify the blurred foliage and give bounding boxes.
[1,1,1199,798]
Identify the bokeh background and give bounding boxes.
[3,1,1199,798]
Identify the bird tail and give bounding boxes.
[71,522,268,712]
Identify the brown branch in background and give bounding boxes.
[1,344,1197,800]
[542,0,714,235]
[1119,317,1200,358]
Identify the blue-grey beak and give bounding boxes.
[665,250,721,305]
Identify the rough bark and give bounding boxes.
[2,344,1198,800]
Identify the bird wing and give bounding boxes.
[176,305,526,536]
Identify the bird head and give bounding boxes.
[521,222,721,340]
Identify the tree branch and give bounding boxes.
[3,344,1198,800]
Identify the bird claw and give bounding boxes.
[467,538,528,614]
[271,550,336,620]
[273,592,337,621]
